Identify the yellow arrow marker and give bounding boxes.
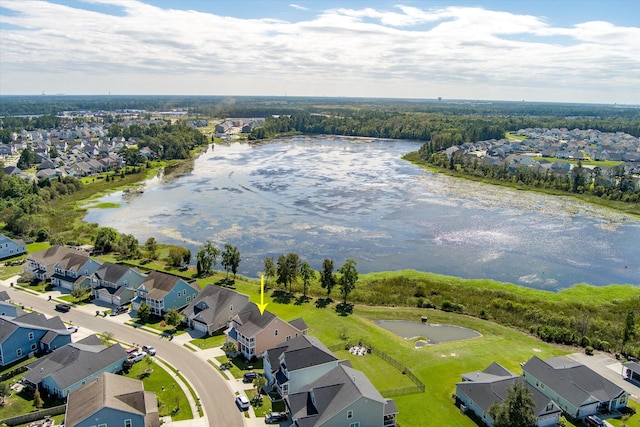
[257,274,269,315]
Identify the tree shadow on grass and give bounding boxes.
[315,297,333,309]
[294,295,312,306]
[335,302,353,316]
[271,290,293,304]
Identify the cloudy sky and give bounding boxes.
[1,0,639,104]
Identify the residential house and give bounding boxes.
[455,362,561,427]
[225,304,308,360]
[50,250,102,290]
[25,245,90,281]
[24,335,128,398]
[181,285,251,335]
[0,290,25,318]
[0,233,26,260]
[262,335,339,398]
[65,372,160,427]
[522,356,629,419]
[622,361,640,386]
[286,361,398,427]
[131,270,200,316]
[0,312,71,366]
[92,262,146,306]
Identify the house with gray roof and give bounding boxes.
[263,335,339,398]
[286,361,397,427]
[131,270,200,316]
[65,372,160,427]
[455,362,561,427]
[25,245,89,282]
[24,334,128,398]
[522,356,629,419]
[0,312,71,366]
[0,233,26,260]
[622,361,640,386]
[225,304,308,360]
[92,262,146,306]
[49,249,102,290]
[181,285,251,335]
[0,290,25,319]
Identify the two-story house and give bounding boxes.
[24,334,128,398]
[131,270,200,316]
[24,245,89,282]
[286,362,398,427]
[263,335,339,398]
[92,262,146,306]
[522,356,629,419]
[0,312,71,367]
[181,285,251,335]
[225,304,308,360]
[50,250,102,290]
[65,372,160,427]
[0,234,26,260]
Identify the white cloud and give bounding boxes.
[0,0,638,103]
[289,4,308,11]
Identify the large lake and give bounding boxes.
[84,136,640,289]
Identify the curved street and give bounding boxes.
[1,278,245,427]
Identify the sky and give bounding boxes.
[0,0,639,104]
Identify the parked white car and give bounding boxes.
[235,395,250,411]
[127,351,145,363]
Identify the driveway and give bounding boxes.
[1,278,246,427]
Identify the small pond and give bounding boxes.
[375,320,481,344]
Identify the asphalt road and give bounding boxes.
[3,285,245,427]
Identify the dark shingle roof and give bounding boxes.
[180,285,251,332]
[94,262,130,284]
[267,335,337,375]
[25,335,127,391]
[143,271,199,300]
[523,356,625,407]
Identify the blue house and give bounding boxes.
[0,234,26,260]
[0,312,72,367]
[92,262,146,306]
[132,270,200,316]
[50,250,102,290]
[65,372,160,427]
[25,245,89,282]
[0,290,25,319]
[24,335,128,398]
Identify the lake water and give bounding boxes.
[374,320,481,344]
[83,135,640,289]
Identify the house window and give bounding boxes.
[98,424,107,427]
[286,336,291,341]
[124,420,132,427]
[28,332,34,340]
[186,296,191,302]
[31,343,37,351]
[274,329,279,336]
[349,423,360,427]
[347,410,353,419]
[16,348,22,357]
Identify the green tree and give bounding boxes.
[263,257,276,288]
[164,309,182,333]
[221,243,240,279]
[33,389,44,409]
[277,253,300,293]
[100,331,115,346]
[168,246,190,267]
[118,233,140,257]
[94,227,119,253]
[137,302,152,323]
[622,311,636,353]
[70,285,91,301]
[17,146,36,169]
[0,381,9,405]
[144,237,158,260]
[300,261,315,298]
[320,258,336,297]
[221,341,237,356]
[196,240,218,276]
[338,259,358,305]
[253,375,267,395]
[488,381,536,427]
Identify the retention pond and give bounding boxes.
[375,320,481,344]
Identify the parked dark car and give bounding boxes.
[55,303,71,312]
[242,371,258,383]
[110,305,128,316]
[265,412,288,423]
[142,345,156,356]
[585,415,605,427]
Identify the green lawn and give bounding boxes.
[334,349,415,392]
[190,332,227,350]
[125,357,192,421]
[214,355,263,380]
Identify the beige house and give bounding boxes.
[225,304,307,360]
